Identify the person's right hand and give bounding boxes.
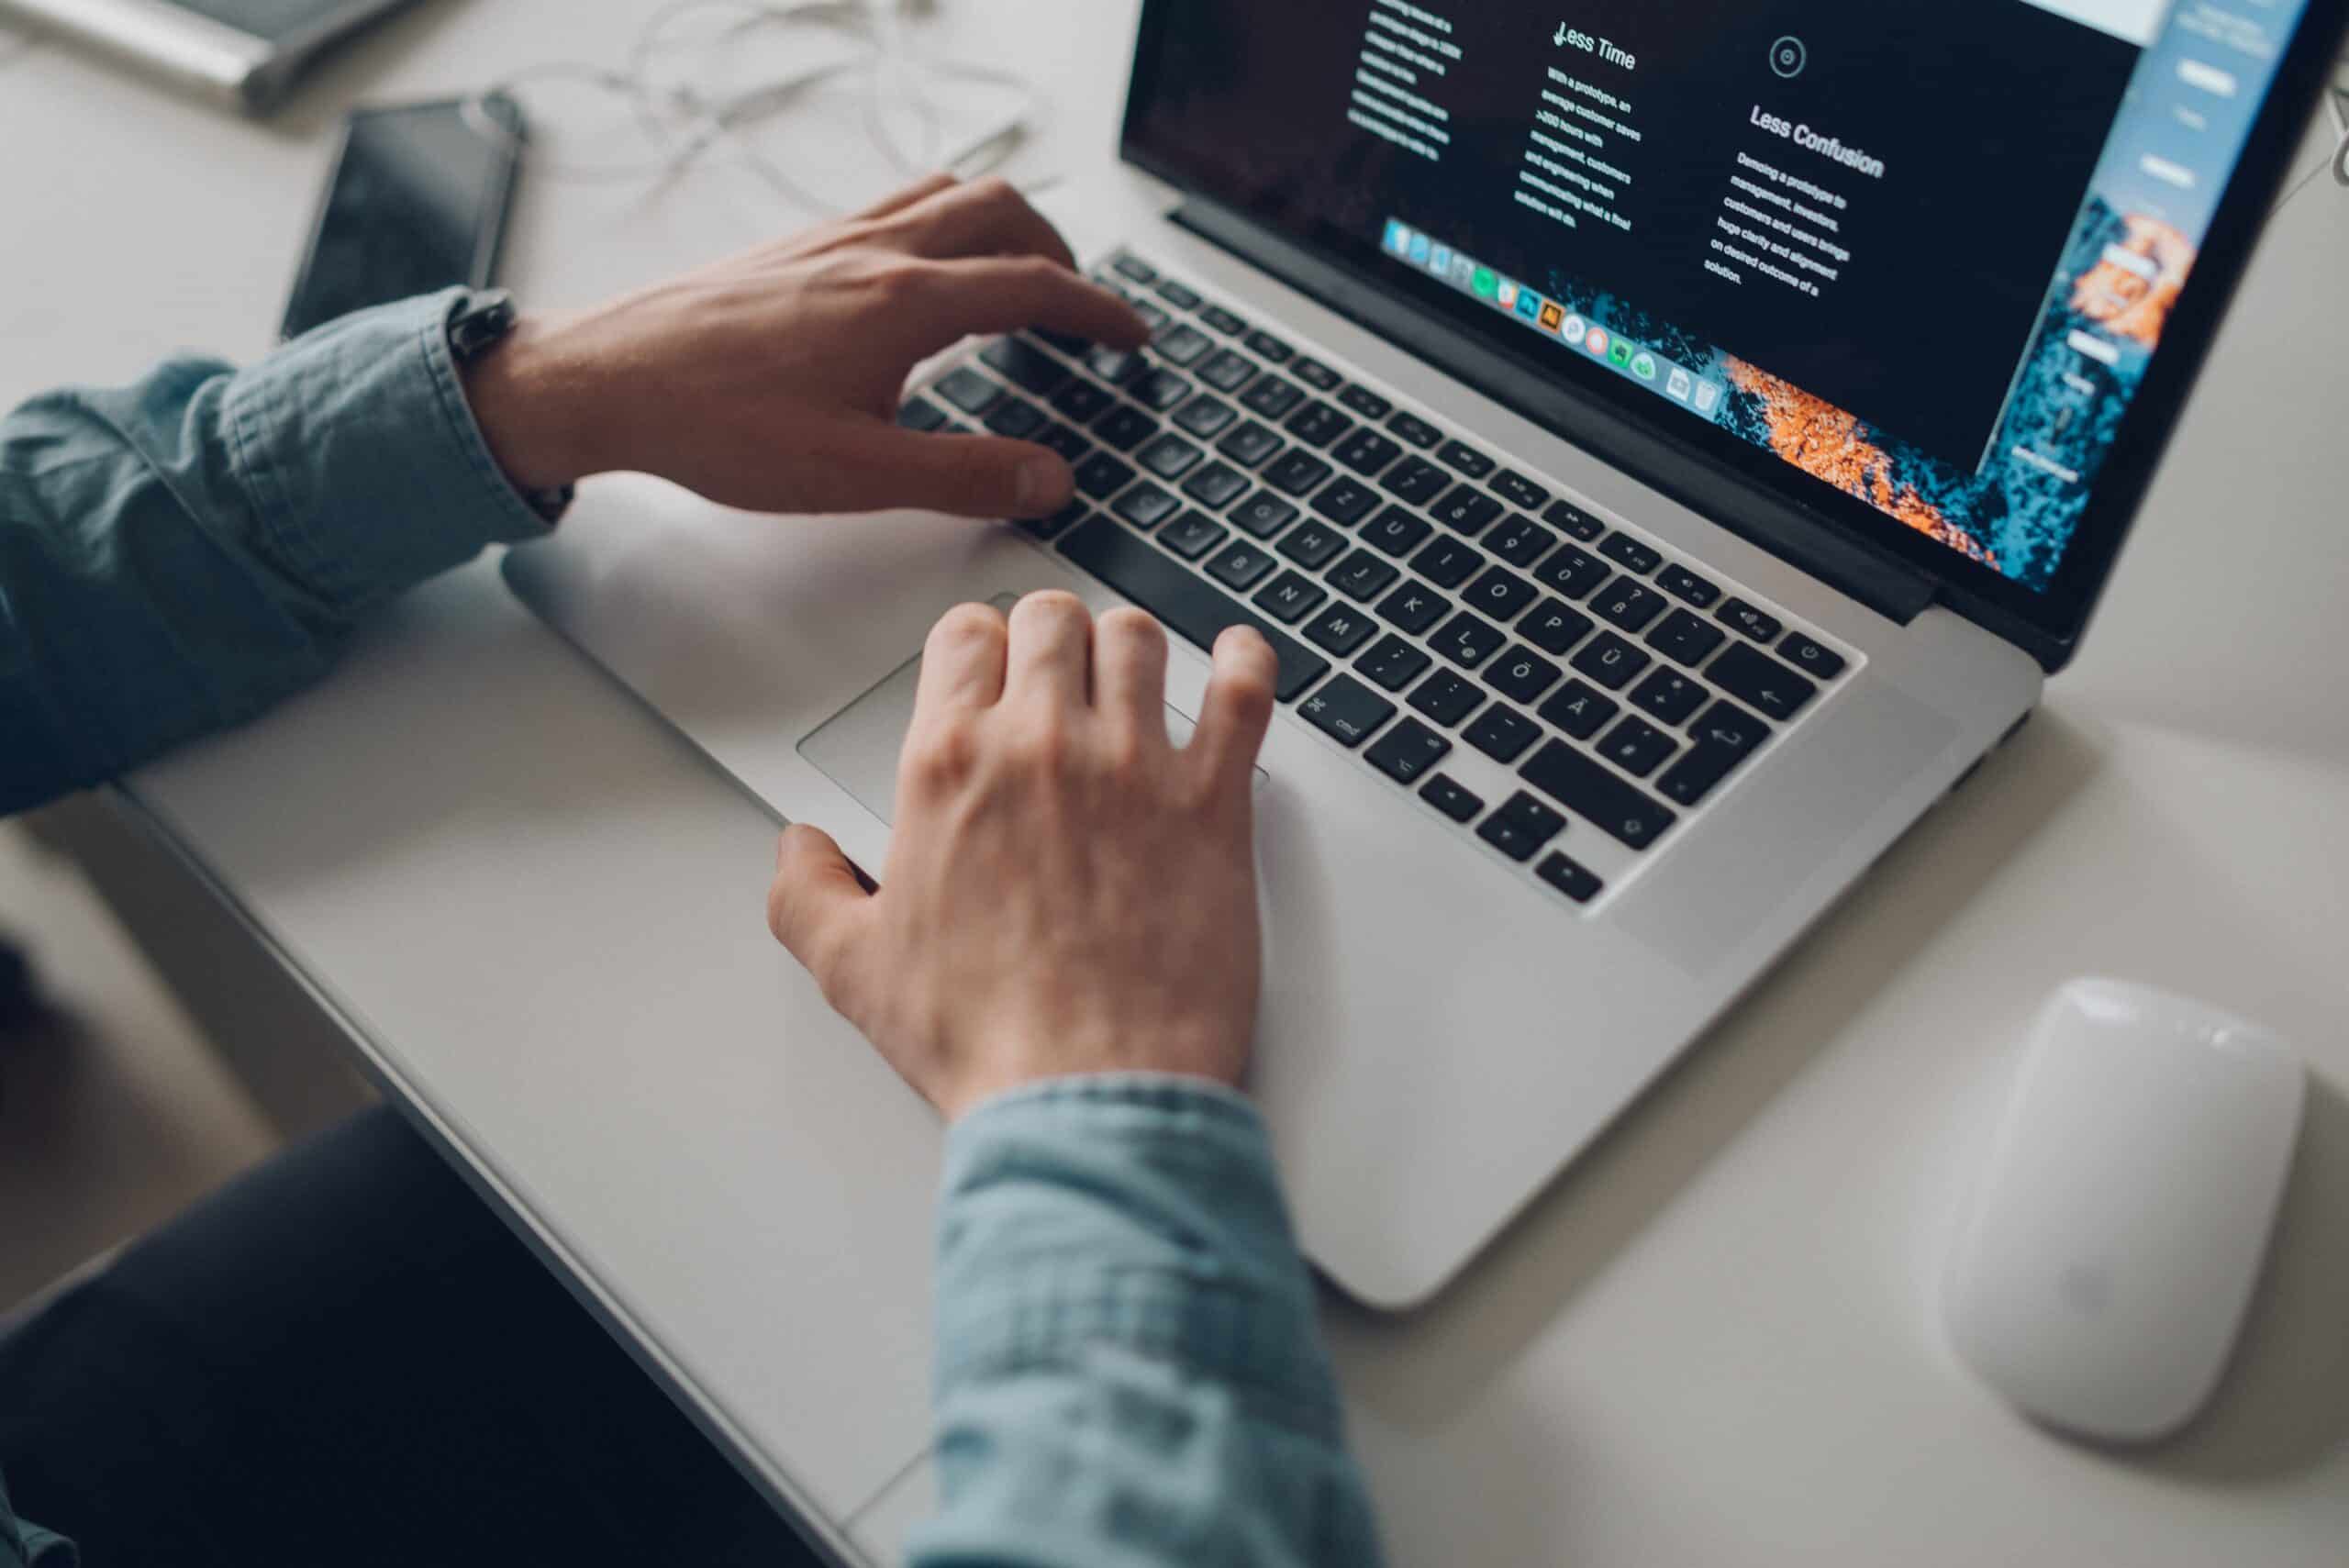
[763,595,1278,1121]
[461,174,1149,521]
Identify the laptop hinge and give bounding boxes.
[1170,196,1940,628]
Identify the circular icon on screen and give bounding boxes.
[1769,36,1807,78]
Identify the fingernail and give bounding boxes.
[1016,457,1066,514]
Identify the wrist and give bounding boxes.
[460,311,601,495]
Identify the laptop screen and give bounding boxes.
[1123,0,2336,645]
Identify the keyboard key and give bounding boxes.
[1264,450,1334,496]
[1277,520,1348,570]
[1198,349,1257,394]
[1253,571,1327,624]
[1598,532,1663,575]
[1365,717,1451,784]
[1520,742,1678,850]
[1377,580,1448,635]
[1333,428,1402,477]
[1629,668,1706,726]
[1328,549,1400,603]
[1131,369,1190,412]
[1033,328,1091,357]
[1338,384,1393,419]
[1036,421,1092,462]
[1113,483,1181,531]
[1153,278,1202,308]
[1291,357,1343,392]
[1717,597,1783,643]
[1286,401,1353,450]
[1137,432,1204,481]
[1594,579,1668,633]
[1431,610,1506,670]
[1486,514,1558,569]
[1200,305,1248,337]
[1520,600,1595,656]
[1708,643,1818,721]
[1182,462,1251,509]
[1465,703,1542,763]
[984,397,1048,439]
[1241,376,1305,419]
[1309,477,1380,527]
[1438,440,1496,479]
[1157,510,1229,560]
[1432,485,1504,538]
[1051,379,1114,422]
[1489,470,1550,511]
[1408,669,1485,727]
[1477,792,1566,862]
[1085,346,1147,387]
[1230,491,1299,539]
[1092,403,1158,450]
[1379,455,1453,506]
[1218,421,1285,468]
[1420,772,1484,823]
[1174,395,1239,439]
[981,337,1070,395]
[1056,517,1328,701]
[1133,300,1173,335]
[1531,541,1611,599]
[1645,608,1726,667]
[898,395,949,432]
[1357,633,1431,692]
[1298,674,1393,747]
[1538,679,1619,740]
[1110,254,1156,284]
[1018,501,1088,542]
[935,366,1003,415]
[1535,851,1605,904]
[1411,536,1485,590]
[1363,506,1433,558]
[1598,716,1677,777]
[1484,646,1562,704]
[1778,631,1847,680]
[1303,602,1380,657]
[1206,539,1278,591]
[1688,698,1772,757]
[1658,563,1721,608]
[1542,499,1605,540]
[1074,452,1136,498]
[1570,630,1652,690]
[1245,328,1295,363]
[1155,325,1214,367]
[1464,565,1539,624]
[1387,411,1443,449]
[1654,744,1743,807]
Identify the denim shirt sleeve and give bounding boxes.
[909,1075,1385,1567]
[0,287,554,817]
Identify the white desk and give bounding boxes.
[6,6,2347,1563]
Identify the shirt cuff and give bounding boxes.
[933,1074,1342,1440]
[221,287,556,615]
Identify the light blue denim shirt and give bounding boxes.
[0,291,1382,1567]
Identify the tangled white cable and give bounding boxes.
[460,0,1041,213]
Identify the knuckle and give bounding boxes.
[907,718,981,789]
[966,174,1020,208]
[1006,709,1073,770]
[1016,588,1090,630]
[931,600,1008,652]
[1097,606,1165,651]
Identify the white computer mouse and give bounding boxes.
[1943,977,2304,1443]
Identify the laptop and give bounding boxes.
[507,0,2348,1308]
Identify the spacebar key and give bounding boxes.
[1520,740,1679,850]
[1058,516,1330,700]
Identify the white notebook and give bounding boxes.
[0,0,419,111]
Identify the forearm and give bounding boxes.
[0,289,553,817]
[912,1077,1384,1568]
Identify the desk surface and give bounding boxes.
[6,6,2347,1563]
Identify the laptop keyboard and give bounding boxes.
[899,250,1858,908]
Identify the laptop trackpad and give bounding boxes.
[797,640,1208,829]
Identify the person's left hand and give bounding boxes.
[462,174,1149,520]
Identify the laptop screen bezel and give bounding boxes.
[1117,2,2349,671]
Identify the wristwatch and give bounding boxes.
[446,288,575,524]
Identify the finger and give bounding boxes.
[1003,590,1094,709]
[853,172,957,223]
[818,421,1074,519]
[911,601,1009,730]
[1188,625,1278,795]
[885,175,1077,270]
[907,255,1150,350]
[765,824,875,999]
[1092,608,1171,748]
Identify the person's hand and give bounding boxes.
[764,595,1278,1120]
[462,174,1149,519]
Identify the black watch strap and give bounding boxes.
[447,289,574,524]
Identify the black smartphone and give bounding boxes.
[282,94,524,341]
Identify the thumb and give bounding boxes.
[836,423,1075,520]
[765,824,875,1001]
